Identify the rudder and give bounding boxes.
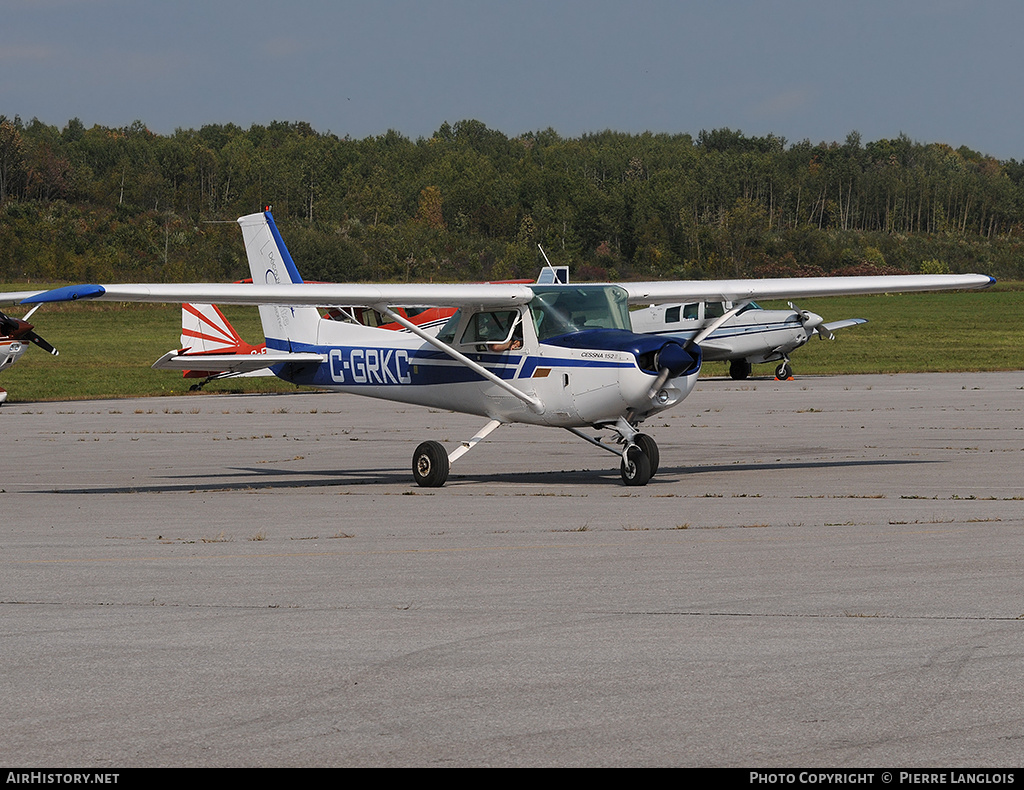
[237,211,321,351]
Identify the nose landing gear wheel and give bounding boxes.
[413,440,450,487]
[633,433,660,477]
[775,361,792,379]
[620,446,652,486]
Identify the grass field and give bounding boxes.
[708,283,1024,378]
[2,283,1021,403]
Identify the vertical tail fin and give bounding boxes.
[237,211,321,350]
[178,303,268,381]
[181,303,251,353]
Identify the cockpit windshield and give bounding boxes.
[528,285,631,342]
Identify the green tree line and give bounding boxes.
[2,116,1023,285]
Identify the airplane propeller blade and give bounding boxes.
[787,301,832,340]
[646,367,671,400]
[25,330,59,356]
[0,310,59,355]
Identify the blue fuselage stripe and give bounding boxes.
[267,339,633,387]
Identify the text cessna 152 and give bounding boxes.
[9,210,993,486]
[0,298,58,404]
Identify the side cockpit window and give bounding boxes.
[705,301,726,319]
[460,310,519,346]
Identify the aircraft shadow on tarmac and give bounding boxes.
[39,457,938,494]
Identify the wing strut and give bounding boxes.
[375,305,545,414]
[685,302,750,349]
[448,418,503,464]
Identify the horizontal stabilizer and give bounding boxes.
[821,318,868,332]
[152,350,324,374]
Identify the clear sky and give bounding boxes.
[3,0,1022,159]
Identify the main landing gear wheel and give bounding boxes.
[730,359,751,380]
[775,361,792,379]
[620,446,652,487]
[633,433,660,477]
[413,440,450,487]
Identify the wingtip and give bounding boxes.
[22,284,106,304]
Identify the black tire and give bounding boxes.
[412,441,450,488]
[620,446,652,487]
[633,433,660,477]
[729,359,751,380]
[775,361,792,379]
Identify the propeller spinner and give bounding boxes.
[787,302,833,340]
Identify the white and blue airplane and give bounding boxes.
[629,299,866,380]
[6,210,994,486]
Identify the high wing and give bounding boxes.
[1,290,45,306]
[18,282,536,310]
[13,273,992,312]
[621,274,993,304]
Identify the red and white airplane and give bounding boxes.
[4,211,994,485]
[0,301,58,404]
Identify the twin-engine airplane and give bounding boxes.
[7,211,994,486]
[0,299,58,404]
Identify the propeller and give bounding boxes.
[787,302,833,340]
[0,309,59,356]
[646,340,694,400]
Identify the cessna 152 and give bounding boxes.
[629,299,866,380]
[8,210,994,486]
[0,299,58,404]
